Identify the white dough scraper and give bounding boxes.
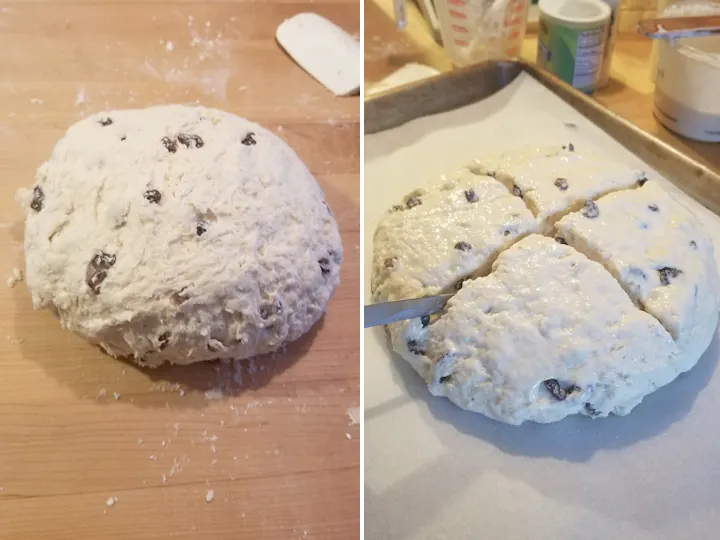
[276,13,360,97]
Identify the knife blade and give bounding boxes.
[364,294,453,329]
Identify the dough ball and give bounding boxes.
[373,146,719,424]
[19,105,342,366]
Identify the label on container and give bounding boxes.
[537,17,606,92]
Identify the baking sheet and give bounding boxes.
[364,71,720,540]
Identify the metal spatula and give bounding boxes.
[364,294,453,329]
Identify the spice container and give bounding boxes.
[537,0,611,93]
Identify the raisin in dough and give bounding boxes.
[422,235,683,425]
[470,145,645,234]
[18,105,342,366]
[555,181,720,367]
[373,150,719,424]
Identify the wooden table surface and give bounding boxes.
[0,2,360,539]
[365,0,720,174]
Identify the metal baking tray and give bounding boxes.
[364,59,720,540]
[365,59,720,215]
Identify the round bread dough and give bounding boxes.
[372,147,719,424]
[19,105,342,366]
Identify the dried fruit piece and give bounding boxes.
[585,403,600,416]
[92,252,117,269]
[690,240,697,249]
[144,189,162,204]
[30,185,44,212]
[158,332,171,350]
[555,236,567,245]
[406,196,422,209]
[87,270,107,295]
[196,222,208,236]
[98,117,113,127]
[554,177,569,191]
[161,136,177,153]
[454,241,472,252]
[391,204,403,212]
[637,174,648,187]
[384,257,397,269]
[241,132,256,146]
[259,302,281,320]
[512,185,523,198]
[420,315,430,328]
[406,340,425,355]
[581,200,599,219]
[439,374,452,384]
[658,267,682,286]
[318,257,331,275]
[648,204,659,212]
[464,189,478,203]
[86,251,116,295]
[543,379,579,401]
[177,133,204,149]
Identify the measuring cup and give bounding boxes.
[394,0,530,66]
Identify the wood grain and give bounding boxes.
[366,0,720,175]
[0,2,360,539]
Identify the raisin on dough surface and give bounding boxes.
[373,148,719,424]
[18,105,342,366]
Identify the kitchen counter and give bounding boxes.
[0,2,359,539]
[365,0,719,174]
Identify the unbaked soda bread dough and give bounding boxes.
[372,146,719,425]
[18,105,342,366]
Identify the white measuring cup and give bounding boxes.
[394,0,530,66]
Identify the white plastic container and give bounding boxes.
[653,1,720,142]
[537,0,611,93]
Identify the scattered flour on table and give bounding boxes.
[346,407,360,425]
[105,496,118,507]
[74,89,86,106]
[205,489,215,503]
[204,388,224,400]
[6,268,23,288]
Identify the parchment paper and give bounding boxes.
[364,72,720,540]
